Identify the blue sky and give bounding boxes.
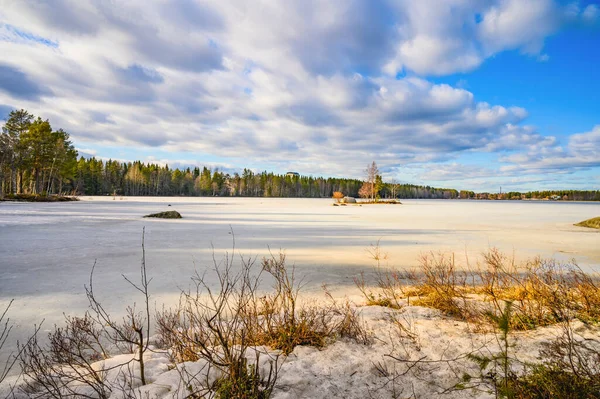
[0,0,599,192]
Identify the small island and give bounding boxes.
[332,162,402,205]
[143,210,182,219]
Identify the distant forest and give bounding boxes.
[68,158,461,199]
[1,109,598,200]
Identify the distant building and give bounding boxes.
[286,172,300,178]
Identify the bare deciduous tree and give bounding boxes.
[360,162,380,201]
[389,178,400,199]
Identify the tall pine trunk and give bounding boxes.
[17,170,23,194]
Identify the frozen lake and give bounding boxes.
[0,196,599,368]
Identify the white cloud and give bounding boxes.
[477,0,561,56]
[418,163,497,181]
[582,4,600,23]
[384,0,594,76]
[0,0,597,183]
[499,125,600,173]
[569,125,600,154]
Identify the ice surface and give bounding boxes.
[0,197,599,380]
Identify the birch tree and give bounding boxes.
[361,161,380,202]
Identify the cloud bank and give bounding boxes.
[0,0,598,190]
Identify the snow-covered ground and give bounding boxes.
[0,197,599,392]
[3,302,599,399]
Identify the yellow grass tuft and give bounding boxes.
[575,216,600,229]
[356,247,600,330]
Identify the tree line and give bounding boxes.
[72,158,459,199]
[0,109,78,195]
[459,189,600,201]
[2,109,595,200]
[0,109,461,200]
[502,190,600,201]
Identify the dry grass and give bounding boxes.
[475,249,600,329]
[356,249,476,321]
[252,253,337,354]
[354,271,405,309]
[353,240,411,309]
[575,216,600,229]
[356,248,600,330]
[409,252,475,320]
[158,252,371,361]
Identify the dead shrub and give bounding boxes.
[354,270,409,309]
[569,269,600,323]
[155,245,280,397]
[355,244,475,320]
[333,300,373,345]
[20,314,112,398]
[1,301,18,386]
[20,230,153,398]
[539,322,600,387]
[257,253,339,353]
[410,252,474,320]
[155,247,371,396]
[354,241,410,309]
[155,304,200,363]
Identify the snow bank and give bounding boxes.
[4,303,598,399]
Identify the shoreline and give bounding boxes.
[4,192,599,203]
[0,194,79,203]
